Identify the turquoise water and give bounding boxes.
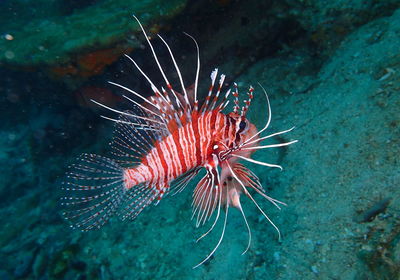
[0,1,399,279]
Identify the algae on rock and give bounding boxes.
[0,0,187,75]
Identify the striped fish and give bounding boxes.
[61,16,297,267]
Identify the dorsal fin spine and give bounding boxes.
[221,100,230,110]
[233,83,239,114]
[121,94,166,126]
[174,112,183,127]
[209,74,226,111]
[150,96,167,120]
[182,32,200,107]
[132,15,178,107]
[108,81,159,112]
[201,68,218,113]
[161,86,183,127]
[90,99,164,125]
[166,83,184,112]
[123,55,163,103]
[157,34,192,111]
[216,89,231,111]
[241,86,254,116]
[100,116,159,131]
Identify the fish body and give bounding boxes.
[124,109,254,191]
[124,110,224,190]
[61,16,297,267]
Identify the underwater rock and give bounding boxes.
[287,0,400,52]
[0,0,188,79]
[14,253,34,278]
[71,260,87,271]
[236,6,400,280]
[1,1,400,280]
[32,250,47,279]
[357,217,400,279]
[0,129,35,210]
[49,243,80,278]
[0,270,11,280]
[354,197,392,223]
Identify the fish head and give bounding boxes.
[216,112,260,162]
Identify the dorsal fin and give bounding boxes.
[97,16,229,138]
[131,16,193,117]
[109,108,165,167]
[200,69,218,112]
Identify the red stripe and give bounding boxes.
[192,114,202,166]
[205,113,213,161]
[199,112,211,163]
[146,154,156,185]
[164,138,178,179]
[155,143,168,181]
[210,110,217,131]
[224,114,230,140]
[184,120,195,168]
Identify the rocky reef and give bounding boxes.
[0,0,187,83]
[0,0,399,279]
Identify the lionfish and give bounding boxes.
[61,15,297,267]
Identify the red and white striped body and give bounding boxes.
[124,110,228,193]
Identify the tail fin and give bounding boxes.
[60,153,154,231]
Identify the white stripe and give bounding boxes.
[198,117,205,162]
[167,135,182,175]
[165,137,179,179]
[150,148,164,186]
[160,141,173,181]
[203,113,212,162]
[130,166,145,184]
[139,165,152,183]
[146,152,158,184]
[178,126,191,170]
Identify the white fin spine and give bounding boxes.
[232,82,240,114]
[243,83,272,144]
[157,34,190,111]
[201,68,218,113]
[91,99,164,125]
[216,89,231,110]
[132,15,175,104]
[209,74,226,111]
[121,94,165,125]
[100,116,159,131]
[241,86,254,117]
[108,81,158,110]
[183,32,200,106]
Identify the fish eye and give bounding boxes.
[239,120,247,130]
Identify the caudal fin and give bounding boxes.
[60,153,155,231]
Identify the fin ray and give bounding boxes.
[61,154,160,231]
[109,110,161,167]
[61,154,126,231]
